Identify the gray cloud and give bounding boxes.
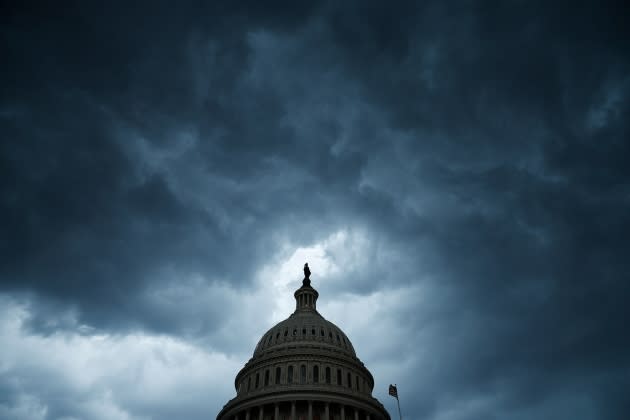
[1,1,629,419]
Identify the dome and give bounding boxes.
[253,286,356,358]
[217,264,390,420]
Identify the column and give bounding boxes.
[246,410,251,420]
[291,401,296,420]
[259,406,264,420]
[366,414,371,420]
[275,404,279,420]
[340,405,345,420]
[354,408,358,420]
[308,401,313,420]
[324,403,330,420]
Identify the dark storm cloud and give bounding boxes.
[1,1,629,420]
[324,3,630,418]
[1,1,322,332]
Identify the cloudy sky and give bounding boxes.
[1,1,629,419]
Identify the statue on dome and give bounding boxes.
[303,263,311,286]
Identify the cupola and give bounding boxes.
[294,263,319,311]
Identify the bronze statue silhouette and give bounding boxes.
[303,263,311,286]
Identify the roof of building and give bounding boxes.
[252,289,357,358]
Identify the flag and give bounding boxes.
[389,384,398,398]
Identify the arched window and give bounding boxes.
[337,369,342,385]
[275,367,281,384]
[347,372,351,388]
[264,370,270,386]
[329,332,333,340]
[321,329,325,337]
[336,334,341,344]
[313,365,319,383]
[255,373,260,388]
[288,366,294,384]
[276,332,280,340]
[300,365,306,384]
[284,329,288,337]
[302,328,306,336]
[325,367,331,384]
[312,328,315,335]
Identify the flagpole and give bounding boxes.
[395,384,402,420]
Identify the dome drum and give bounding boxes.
[234,355,375,397]
[217,394,387,420]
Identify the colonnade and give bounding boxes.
[233,400,377,420]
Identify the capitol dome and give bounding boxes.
[216,265,391,420]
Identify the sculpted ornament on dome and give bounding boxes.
[303,262,311,286]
